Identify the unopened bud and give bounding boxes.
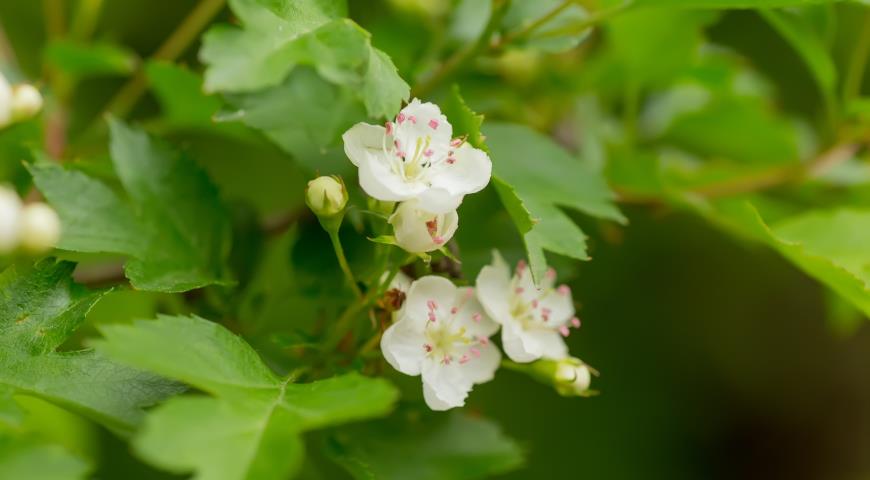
[11,84,42,121]
[18,202,60,253]
[572,364,591,393]
[0,187,21,253]
[305,176,347,218]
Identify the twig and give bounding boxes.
[493,0,574,48]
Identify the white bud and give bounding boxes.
[0,187,22,253]
[11,84,42,122]
[18,202,61,253]
[305,176,347,217]
[572,364,592,394]
[554,362,577,383]
[0,74,12,129]
[390,200,458,253]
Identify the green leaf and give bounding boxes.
[145,61,224,130]
[325,412,525,480]
[485,123,625,283]
[200,0,408,119]
[44,40,137,78]
[441,85,486,151]
[0,433,89,480]
[0,261,180,434]
[29,119,233,292]
[716,203,870,320]
[636,0,844,7]
[502,0,592,53]
[94,314,399,480]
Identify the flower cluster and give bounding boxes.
[0,186,61,255]
[379,251,588,410]
[343,98,491,254]
[0,73,42,129]
[342,99,592,411]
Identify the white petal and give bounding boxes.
[429,144,492,196]
[452,287,499,339]
[540,289,575,327]
[475,251,513,326]
[394,99,452,153]
[399,275,457,328]
[388,270,412,293]
[526,329,569,360]
[380,319,425,376]
[500,322,540,363]
[421,360,472,411]
[342,122,386,167]
[358,152,426,202]
[415,187,463,214]
[458,342,501,385]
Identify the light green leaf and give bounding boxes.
[0,433,89,480]
[145,61,223,130]
[325,412,525,480]
[0,261,180,434]
[94,314,399,480]
[502,0,591,53]
[485,123,625,283]
[44,40,137,78]
[441,85,486,151]
[29,119,233,292]
[636,0,844,7]
[200,0,408,119]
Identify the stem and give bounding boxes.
[495,0,574,48]
[412,0,509,98]
[328,230,363,299]
[43,0,66,40]
[535,1,629,39]
[844,9,870,106]
[105,0,226,118]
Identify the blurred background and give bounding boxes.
[3,0,870,479]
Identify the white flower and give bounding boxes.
[342,98,492,214]
[0,186,22,253]
[0,74,13,129]
[18,202,60,253]
[476,251,579,363]
[389,200,458,253]
[381,276,501,410]
[10,84,42,122]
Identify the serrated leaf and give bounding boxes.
[441,85,486,151]
[200,0,408,119]
[0,261,180,434]
[145,61,224,130]
[44,40,137,78]
[0,432,89,480]
[325,412,525,480]
[485,123,625,283]
[29,119,232,293]
[94,314,398,480]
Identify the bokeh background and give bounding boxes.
[3,1,870,479]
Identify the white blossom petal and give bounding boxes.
[500,321,540,363]
[540,289,575,327]
[357,152,426,201]
[380,319,425,376]
[452,286,499,339]
[524,329,569,360]
[458,342,501,385]
[342,123,387,167]
[399,275,457,328]
[421,360,472,411]
[429,144,492,196]
[475,252,513,325]
[415,187,463,214]
[394,99,452,153]
[390,200,458,253]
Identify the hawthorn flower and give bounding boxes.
[390,200,458,253]
[476,251,580,363]
[381,275,500,410]
[342,98,492,213]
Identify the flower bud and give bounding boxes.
[389,200,458,253]
[305,176,347,218]
[0,187,22,253]
[0,74,12,129]
[11,84,42,122]
[18,202,61,253]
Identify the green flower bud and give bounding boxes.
[305,176,347,218]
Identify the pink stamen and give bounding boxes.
[397,112,406,124]
[428,119,439,129]
[450,306,458,315]
[546,268,557,279]
[446,157,455,165]
[571,317,581,328]
[459,354,470,364]
[423,344,433,352]
[470,347,481,358]
[441,355,451,365]
[427,300,437,311]
[433,236,445,245]
[541,307,551,322]
[558,285,570,296]
[515,287,524,294]
[472,313,482,323]
[428,312,437,323]
[385,121,393,135]
[559,325,570,337]
[517,259,527,272]
[450,138,463,147]
[479,337,489,346]
[424,148,434,157]
[408,115,417,124]
[531,299,539,309]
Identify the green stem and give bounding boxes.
[535,1,630,39]
[412,0,509,98]
[844,9,870,106]
[105,0,226,118]
[496,0,574,47]
[328,230,363,299]
[70,0,105,40]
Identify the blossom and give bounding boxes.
[342,98,491,214]
[10,84,42,122]
[0,74,12,129]
[0,186,21,253]
[476,251,579,363]
[18,202,61,253]
[381,275,501,410]
[390,200,458,253]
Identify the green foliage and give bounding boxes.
[0,433,89,480]
[0,261,179,434]
[29,119,232,292]
[44,40,137,78]
[94,314,398,480]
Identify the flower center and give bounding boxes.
[421,292,488,365]
[382,120,463,184]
